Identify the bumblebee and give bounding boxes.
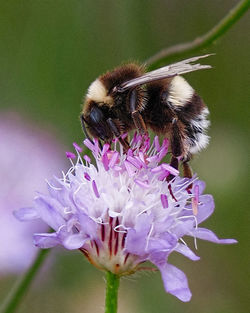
[81,55,211,177]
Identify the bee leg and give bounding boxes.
[170,156,179,170]
[167,118,184,182]
[167,156,179,182]
[80,115,94,144]
[106,118,130,152]
[182,154,193,192]
[171,118,184,157]
[182,154,193,179]
[129,89,147,135]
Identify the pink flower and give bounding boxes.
[15,133,237,301]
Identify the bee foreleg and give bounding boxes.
[167,118,185,182]
[129,89,147,135]
[167,156,179,182]
[171,118,185,157]
[106,118,130,152]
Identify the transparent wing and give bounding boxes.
[118,54,213,92]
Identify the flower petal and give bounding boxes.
[125,214,152,255]
[33,232,60,248]
[196,194,214,223]
[190,227,237,244]
[13,207,40,221]
[63,233,87,250]
[77,212,97,237]
[148,232,177,252]
[158,263,192,302]
[174,243,200,261]
[126,229,147,255]
[34,195,65,230]
[170,220,194,238]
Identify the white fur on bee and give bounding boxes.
[192,108,210,130]
[168,76,194,107]
[189,107,210,154]
[189,133,210,154]
[87,79,114,106]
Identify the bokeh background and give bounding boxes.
[0,1,249,312]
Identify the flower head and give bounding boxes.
[15,133,236,301]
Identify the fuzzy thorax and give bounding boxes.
[86,79,114,106]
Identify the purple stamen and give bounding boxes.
[93,138,100,155]
[162,164,179,176]
[151,165,163,173]
[102,153,109,171]
[162,138,169,149]
[161,194,169,209]
[101,143,110,155]
[127,156,142,169]
[127,149,133,157]
[134,156,147,168]
[131,131,138,145]
[158,147,168,161]
[84,138,99,156]
[146,155,159,163]
[92,180,100,198]
[142,136,150,151]
[124,161,136,177]
[84,172,91,181]
[194,185,199,201]
[139,151,146,164]
[109,152,119,168]
[84,139,95,151]
[154,136,160,152]
[83,155,91,163]
[66,151,76,159]
[73,142,82,152]
[158,170,169,181]
[121,133,128,140]
[192,185,199,215]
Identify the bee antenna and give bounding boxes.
[80,115,94,144]
[111,86,124,94]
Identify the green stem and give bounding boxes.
[147,0,250,69]
[0,248,51,313]
[105,272,120,313]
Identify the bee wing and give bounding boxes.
[119,54,213,92]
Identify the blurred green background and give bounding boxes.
[0,1,249,312]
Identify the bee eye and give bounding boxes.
[89,106,104,124]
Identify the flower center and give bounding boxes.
[79,216,140,275]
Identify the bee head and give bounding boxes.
[82,104,113,142]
